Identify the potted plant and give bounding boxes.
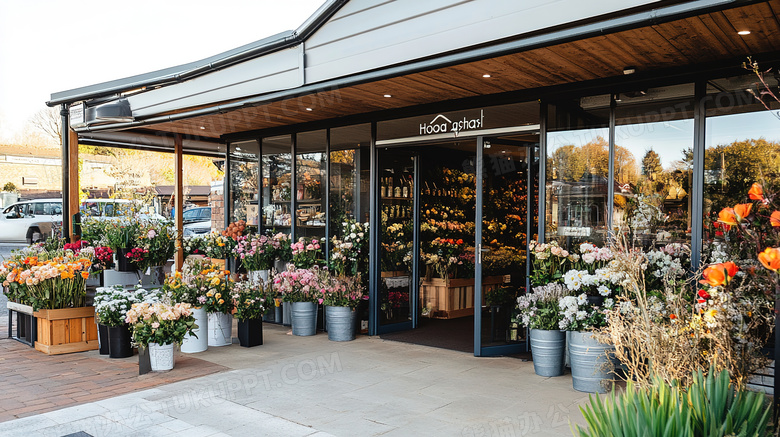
[134,220,175,286]
[233,233,275,282]
[198,264,235,346]
[273,265,325,336]
[203,231,237,269]
[105,219,141,272]
[516,283,569,377]
[290,237,323,269]
[231,279,266,347]
[165,258,211,353]
[559,291,616,393]
[322,274,366,341]
[94,286,153,358]
[125,301,196,371]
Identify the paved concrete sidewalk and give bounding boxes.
[0,324,591,436]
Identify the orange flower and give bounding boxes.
[669,314,677,320]
[720,261,739,278]
[700,262,739,287]
[748,182,764,201]
[758,247,780,272]
[718,204,752,226]
[771,211,780,227]
[80,271,90,279]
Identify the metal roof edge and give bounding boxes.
[46,0,349,107]
[76,0,750,135]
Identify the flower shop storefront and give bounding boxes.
[49,0,780,363]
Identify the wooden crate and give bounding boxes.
[421,276,505,319]
[33,307,99,355]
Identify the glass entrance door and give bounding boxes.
[474,136,538,356]
[377,149,418,333]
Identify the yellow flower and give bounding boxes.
[215,293,221,300]
[207,291,214,297]
[218,299,224,304]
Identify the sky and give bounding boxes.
[0,0,326,143]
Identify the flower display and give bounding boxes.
[231,279,266,321]
[717,203,752,226]
[93,246,115,270]
[125,247,149,268]
[95,286,158,327]
[527,240,576,286]
[330,220,369,277]
[322,274,366,309]
[134,220,175,268]
[290,237,322,269]
[233,233,276,271]
[203,231,237,259]
[758,247,780,271]
[0,253,92,310]
[125,301,197,346]
[515,283,568,330]
[273,265,329,303]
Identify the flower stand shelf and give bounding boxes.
[33,307,99,355]
[421,276,505,319]
[7,302,36,347]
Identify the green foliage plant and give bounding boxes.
[575,367,773,437]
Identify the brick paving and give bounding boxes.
[0,318,227,422]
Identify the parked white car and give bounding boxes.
[0,199,62,243]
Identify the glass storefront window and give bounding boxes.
[229,140,259,228]
[330,124,371,239]
[295,130,327,240]
[261,135,292,233]
[704,73,780,243]
[614,84,695,248]
[546,95,610,249]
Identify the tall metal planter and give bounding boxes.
[181,307,208,353]
[529,329,566,377]
[325,306,356,341]
[291,302,317,336]
[207,312,232,346]
[568,330,616,393]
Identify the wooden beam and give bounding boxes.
[174,134,184,271]
[68,129,80,243]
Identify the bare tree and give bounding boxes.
[30,107,61,144]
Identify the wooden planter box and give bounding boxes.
[33,307,99,355]
[421,276,505,319]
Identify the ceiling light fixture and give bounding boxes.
[305,108,313,111]
[623,67,636,75]
[383,94,392,98]
[737,30,751,35]
[482,74,491,78]
[199,126,206,130]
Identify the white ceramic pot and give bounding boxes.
[148,342,175,371]
[181,307,208,353]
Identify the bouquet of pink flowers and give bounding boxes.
[291,237,322,269]
[233,234,276,271]
[273,265,328,303]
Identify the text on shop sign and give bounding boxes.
[419,110,484,135]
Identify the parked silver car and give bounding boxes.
[0,199,62,243]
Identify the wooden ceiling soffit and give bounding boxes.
[143,1,780,140]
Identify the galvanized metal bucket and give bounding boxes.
[568,330,616,393]
[529,329,566,377]
[291,302,318,336]
[283,301,292,326]
[207,312,232,346]
[325,306,356,341]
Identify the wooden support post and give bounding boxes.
[174,134,184,271]
[68,129,80,243]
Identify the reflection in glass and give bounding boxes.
[613,84,694,247]
[296,130,327,240]
[261,136,292,233]
[229,140,259,229]
[546,96,610,250]
[704,74,780,243]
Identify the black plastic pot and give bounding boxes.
[98,323,110,355]
[108,324,133,358]
[237,319,263,347]
[116,248,136,272]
